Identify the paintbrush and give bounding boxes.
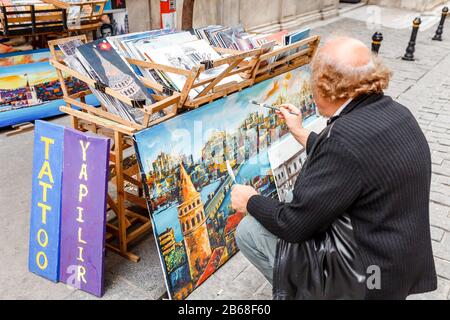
[226,160,237,185]
[250,99,300,116]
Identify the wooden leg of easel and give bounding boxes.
[114,131,140,263]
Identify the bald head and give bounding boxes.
[319,36,373,72]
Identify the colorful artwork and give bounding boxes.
[0,50,88,113]
[267,116,325,203]
[134,66,317,299]
[76,39,152,123]
[59,129,110,297]
[0,49,50,67]
[28,121,65,282]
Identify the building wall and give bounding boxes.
[128,0,340,33]
[368,0,447,11]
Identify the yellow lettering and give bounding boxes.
[36,251,48,270]
[38,161,54,184]
[37,202,51,224]
[76,207,84,223]
[78,227,87,244]
[80,140,90,162]
[77,246,85,262]
[39,181,53,202]
[40,136,54,160]
[77,265,87,284]
[78,184,88,203]
[37,228,48,247]
[79,163,88,181]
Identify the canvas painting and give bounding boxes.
[75,39,154,123]
[0,50,88,113]
[134,66,317,299]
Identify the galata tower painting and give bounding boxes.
[177,163,212,281]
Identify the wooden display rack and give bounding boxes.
[251,35,320,84]
[127,35,320,111]
[42,0,106,37]
[48,35,181,262]
[126,47,263,110]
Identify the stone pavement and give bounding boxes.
[1,6,450,300]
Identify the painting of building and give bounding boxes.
[134,66,317,300]
[268,116,326,202]
[178,164,212,281]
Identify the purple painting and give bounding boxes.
[59,128,110,297]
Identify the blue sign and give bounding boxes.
[28,120,64,282]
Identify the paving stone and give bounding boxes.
[432,236,450,262]
[431,226,445,242]
[407,277,450,300]
[252,281,272,300]
[429,203,450,232]
[213,251,250,282]
[232,264,269,295]
[435,258,450,281]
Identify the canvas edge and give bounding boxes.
[132,133,174,300]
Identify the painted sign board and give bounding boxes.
[28,120,65,282]
[59,128,110,297]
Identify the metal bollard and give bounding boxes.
[402,17,422,61]
[432,7,449,41]
[371,32,383,55]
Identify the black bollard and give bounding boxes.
[432,7,449,41]
[402,17,422,61]
[371,32,383,54]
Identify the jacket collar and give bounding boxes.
[327,93,385,125]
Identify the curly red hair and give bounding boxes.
[311,46,392,101]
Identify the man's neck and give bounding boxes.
[331,98,353,117]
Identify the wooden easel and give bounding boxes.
[48,35,180,262]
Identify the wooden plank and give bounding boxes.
[143,92,180,114]
[64,96,144,131]
[196,58,243,98]
[124,191,147,208]
[257,48,312,75]
[59,106,136,135]
[6,122,34,137]
[185,79,252,108]
[127,58,192,77]
[105,243,140,262]
[191,65,252,89]
[125,222,152,245]
[255,57,310,84]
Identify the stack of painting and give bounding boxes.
[134,65,319,299]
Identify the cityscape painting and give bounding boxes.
[0,50,88,113]
[134,66,317,300]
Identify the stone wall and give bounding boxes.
[189,0,340,33]
[127,0,340,33]
[368,0,447,11]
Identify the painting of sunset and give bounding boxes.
[0,52,88,112]
[134,66,317,300]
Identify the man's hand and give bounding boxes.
[231,185,258,213]
[276,104,311,147]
